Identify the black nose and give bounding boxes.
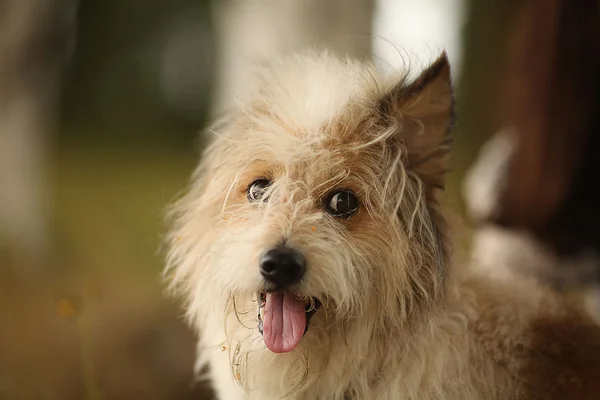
[260,247,306,288]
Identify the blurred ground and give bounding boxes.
[0,141,214,400]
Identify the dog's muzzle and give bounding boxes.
[256,245,321,353]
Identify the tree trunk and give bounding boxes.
[0,0,78,271]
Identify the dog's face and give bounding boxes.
[166,51,454,356]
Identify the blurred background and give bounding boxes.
[1,0,598,399]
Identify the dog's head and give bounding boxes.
[166,51,454,356]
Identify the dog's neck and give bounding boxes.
[223,274,465,398]
[291,297,451,397]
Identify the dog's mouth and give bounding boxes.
[257,291,321,353]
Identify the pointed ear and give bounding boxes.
[379,52,455,191]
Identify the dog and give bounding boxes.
[164,50,600,399]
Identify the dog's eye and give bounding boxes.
[247,179,271,202]
[324,190,359,218]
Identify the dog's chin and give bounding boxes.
[257,291,321,354]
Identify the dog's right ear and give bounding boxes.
[378,53,455,191]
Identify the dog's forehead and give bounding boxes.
[240,108,378,183]
[240,52,399,140]
[223,53,409,187]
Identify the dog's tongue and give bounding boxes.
[263,292,306,353]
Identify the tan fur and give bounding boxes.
[164,50,600,399]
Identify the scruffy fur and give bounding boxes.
[164,51,600,399]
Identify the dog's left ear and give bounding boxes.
[379,52,454,191]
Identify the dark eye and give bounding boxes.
[247,179,271,202]
[324,190,359,218]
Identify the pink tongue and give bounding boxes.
[263,292,306,353]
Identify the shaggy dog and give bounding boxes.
[164,51,600,399]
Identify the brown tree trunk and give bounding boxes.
[494,0,600,258]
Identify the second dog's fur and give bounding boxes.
[165,51,600,399]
